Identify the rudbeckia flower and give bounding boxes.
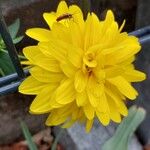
[19,1,146,132]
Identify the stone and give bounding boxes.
[135,1,150,144]
[54,120,142,150]
[136,0,150,28]
[133,41,150,145]
[129,135,143,150]
[0,93,47,144]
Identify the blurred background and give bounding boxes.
[0,0,150,150]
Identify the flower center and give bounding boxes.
[83,52,97,74]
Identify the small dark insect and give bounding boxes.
[56,13,73,22]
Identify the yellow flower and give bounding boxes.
[44,1,83,29]
[19,1,146,132]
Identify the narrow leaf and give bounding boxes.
[13,36,24,44]
[20,121,38,150]
[8,19,20,38]
[0,68,5,76]
[0,52,15,75]
[102,105,146,150]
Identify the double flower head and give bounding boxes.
[19,1,146,132]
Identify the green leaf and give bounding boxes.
[8,19,20,39]
[51,128,64,150]
[0,52,15,76]
[13,36,24,44]
[20,121,38,150]
[102,106,146,150]
[0,68,5,76]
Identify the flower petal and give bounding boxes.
[26,28,52,41]
[84,13,102,50]
[56,1,68,15]
[83,104,95,120]
[108,76,138,100]
[68,5,84,32]
[107,96,121,123]
[105,37,141,64]
[74,70,88,92]
[19,76,46,95]
[23,46,42,64]
[46,111,67,126]
[55,79,75,104]
[96,112,110,126]
[30,84,58,114]
[60,60,76,77]
[76,90,88,106]
[35,56,61,73]
[68,45,83,68]
[39,40,67,63]
[96,92,110,113]
[123,70,146,82]
[30,66,63,83]
[102,10,115,34]
[87,76,104,107]
[86,119,94,132]
[43,12,56,29]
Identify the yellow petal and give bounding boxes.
[68,45,83,68]
[93,69,106,82]
[102,10,115,34]
[36,57,61,73]
[39,40,67,63]
[21,61,32,65]
[123,70,146,82]
[87,75,104,98]
[119,20,126,32]
[108,76,138,100]
[30,66,63,83]
[96,112,110,126]
[74,70,88,92]
[96,92,109,113]
[69,21,83,48]
[83,104,95,120]
[88,92,99,108]
[46,112,67,126]
[19,76,46,95]
[56,1,68,15]
[105,38,141,64]
[52,23,71,43]
[26,28,52,41]
[107,96,121,123]
[101,22,118,45]
[87,76,100,107]
[105,66,123,78]
[86,119,94,132]
[43,12,56,29]
[23,46,42,64]
[46,104,74,126]
[84,13,101,50]
[55,79,75,104]
[30,84,58,114]
[110,111,121,123]
[76,90,88,106]
[68,5,84,32]
[62,120,75,128]
[60,60,76,77]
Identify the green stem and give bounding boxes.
[0,48,26,60]
[51,128,64,150]
[0,68,5,76]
